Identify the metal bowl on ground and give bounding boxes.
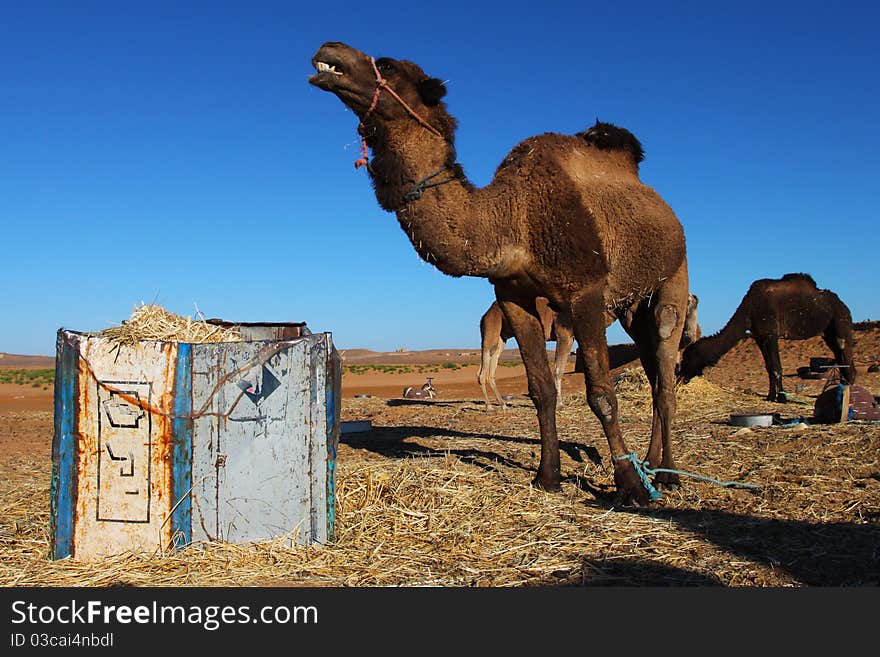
[729,413,774,428]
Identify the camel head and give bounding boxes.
[677,337,717,384]
[309,42,456,140]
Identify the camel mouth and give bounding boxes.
[315,62,342,75]
[309,44,353,91]
[308,57,346,90]
[313,60,344,78]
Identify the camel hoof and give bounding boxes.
[653,470,680,491]
[530,476,562,493]
[611,491,643,508]
[613,464,653,507]
[654,478,681,492]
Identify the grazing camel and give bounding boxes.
[481,291,702,411]
[478,297,573,412]
[309,43,691,504]
[679,273,856,401]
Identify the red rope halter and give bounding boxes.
[354,56,444,169]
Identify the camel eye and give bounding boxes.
[376,58,397,75]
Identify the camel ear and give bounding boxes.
[418,77,447,105]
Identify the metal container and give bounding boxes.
[51,322,341,561]
[729,413,774,427]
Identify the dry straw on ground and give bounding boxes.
[1,375,878,587]
[93,302,242,345]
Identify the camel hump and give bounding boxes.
[576,119,645,165]
[781,272,817,287]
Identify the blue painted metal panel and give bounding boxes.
[51,330,80,560]
[171,342,193,550]
[325,343,340,542]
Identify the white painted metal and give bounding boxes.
[72,336,179,560]
[190,334,335,546]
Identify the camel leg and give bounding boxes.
[488,337,506,409]
[646,271,689,488]
[497,295,561,491]
[822,326,856,385]
[755,336,784,401]
[478,336,506,411]
[553,317,574,409]
[478,347,492,410]
[625,305,685,489]
[570,290,650,505]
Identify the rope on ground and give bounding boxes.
[614,452,761,500]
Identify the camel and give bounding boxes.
[481,292,701,411]
[403,377,437,400]
[678,273,856,401]
[478,297,573,412]
[309,43,691,504]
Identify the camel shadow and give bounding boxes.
[386,399,460,408]
[341,426,879,585]
[574,558,723,586]
[619,507,880,586]
[341,424,602,476]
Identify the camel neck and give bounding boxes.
[690,301,751,368]
[367,130,516,278]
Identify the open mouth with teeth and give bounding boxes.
[314,61,343,76]
[309,54,348,91]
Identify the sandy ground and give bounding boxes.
[2,328,880,458]
[1,328,878,587]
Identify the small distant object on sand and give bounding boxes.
[403,377,437,400]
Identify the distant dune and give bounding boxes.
[0,353,54,368]
[338,347,525,365]
[4,320,877,370]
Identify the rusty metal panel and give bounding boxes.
[51,325,339,560]
[55,333,180,560]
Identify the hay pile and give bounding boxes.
[94,303,241,345]
[2,374,878,587]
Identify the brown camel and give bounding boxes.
[478,297,574,412]
[482,292,701,411]
[679,273,856,401]
[309,43,691,504]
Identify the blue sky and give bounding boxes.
[2,1,878,356]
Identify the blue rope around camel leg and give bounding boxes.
[613,453,761,501]
[613,453,663,501]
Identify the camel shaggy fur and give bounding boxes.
[309,43,691,504]
[679,273,856,401]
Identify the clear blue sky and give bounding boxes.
[2,1,878,356]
